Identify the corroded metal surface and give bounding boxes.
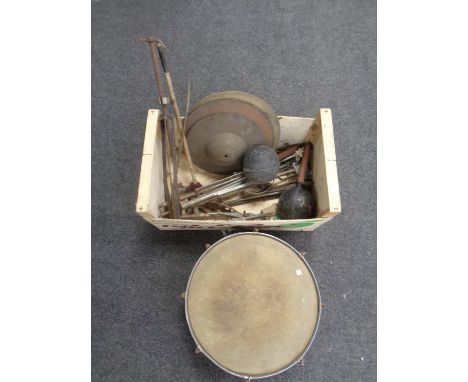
[186,92,280,174]
[185,233,321,379]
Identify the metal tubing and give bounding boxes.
[157,40,198,184]
[140,37,182,218]
[181,179,251,210]
[159,118,172,217]
[165,117,182,217]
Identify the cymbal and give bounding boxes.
[185,91,280,174]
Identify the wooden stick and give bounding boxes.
[298,143,311,185]
[176,81,191,169]
[277,144,302,160]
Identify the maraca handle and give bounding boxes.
[298,143,311,184]
[277,144,302,160]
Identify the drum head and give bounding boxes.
[185,233,321,379]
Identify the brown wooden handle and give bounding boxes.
[298,143,311,184]
[277,144,302,160]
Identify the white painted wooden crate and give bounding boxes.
[136,108,341,231]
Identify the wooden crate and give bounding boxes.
[136,108,341,231]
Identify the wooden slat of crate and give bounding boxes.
[310,109,341,218]
[136,109,163,223]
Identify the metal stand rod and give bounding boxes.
[140,37,181,218]
[156,39,200,187]
[159,117,172,217]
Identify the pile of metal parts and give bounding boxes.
[140,37,316,221]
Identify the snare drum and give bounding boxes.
[185,232,321,379]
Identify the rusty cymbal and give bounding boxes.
[185,91,280,174]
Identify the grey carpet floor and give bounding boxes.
[92,0,376,381]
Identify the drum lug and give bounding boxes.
[180,292,186,299]
[300,251,306,257]
[205,243,211,249]
[194,346,201,354]
[300,358,305,366]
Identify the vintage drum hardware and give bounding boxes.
[158,151,300,217]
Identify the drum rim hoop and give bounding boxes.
[184,232,322,379]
